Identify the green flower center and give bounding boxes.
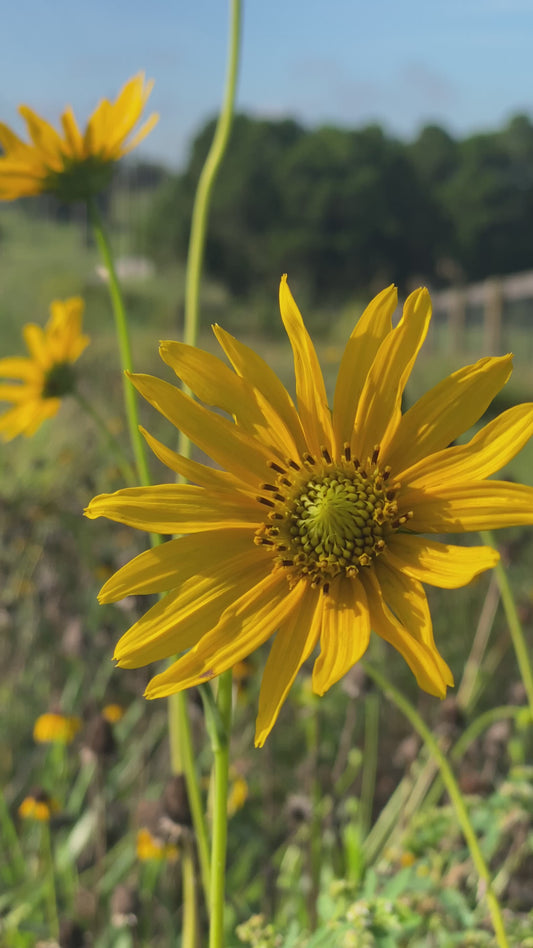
[255,446,412,590]
[45,156,115,202]
[42,362,76,399]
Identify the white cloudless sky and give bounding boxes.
[3,0,533,167]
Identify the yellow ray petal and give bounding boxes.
[384,354,513,474]
[312,575,371,695]
[114,549,270,668]
[60,107,83,157]
[404,481,533,533]
[121,113,160,155]
[213,323,308,458]
[0,383,37,403]
[255,586,322,746]
[375,559,453,686]
[128,372,275,484]
[159,340,265,430]
[279,275,334,456]
[140,427,253,494]
[363,571,448,697]
[144,572,305,697]
[333,285,397,455]
[401,403,533,488]
[22,324,50,368]
[85,483,263,534]
[0,357,40,381]
[99,528,256,602]
[352,288,431,464]
[385,534,499,588]
[18,106,63,164]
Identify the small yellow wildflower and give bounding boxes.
[136,828,179,862]
[102,703,125,724]
[0,73,158,201]
[228,771,249,816]
[33,712,81,745]
[0,297,89,440]
[86,277,533,746]
[18,790,60,822]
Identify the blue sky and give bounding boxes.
[3,0,533,168]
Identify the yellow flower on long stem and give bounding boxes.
[85,277,533,746]
[0,74,158,201]
[0,297,89,440]
[33,712,82,745]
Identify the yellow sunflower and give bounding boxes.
[0,73,158,201]
[85,277,533,746]
[0,297,89,440]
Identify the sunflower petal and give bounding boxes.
[333,285,397,455]
[375,559,454,686]
[352,288,431,463]
[401,403,533,487]
[279,275,333,456]
[213,324,307,457]
[404,481,533,533]
[312,575,371,694]
[114,548,270,668]
[363,571,448,697]
[140,427,253,493]
[128,373,274,483]
[255,586,322,746]
[85,484,262,534]
[144,573,306,697]
[385,534,499,588]
[385,354,513,473]
[99,528,257,602]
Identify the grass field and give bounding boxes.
[2,207,533,946]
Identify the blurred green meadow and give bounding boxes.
[2,188,533,948]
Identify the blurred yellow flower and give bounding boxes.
[33,712,81,745]
[0,297,89,440]
[18,790,60,822]
[0,73,158,201]
[102,703,125,724]
[86,276,533,746]
[227,771,249,816]
[136,828,179,862]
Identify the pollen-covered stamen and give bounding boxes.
[255,451,413,589]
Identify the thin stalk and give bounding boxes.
[481,531,533,717]
[41,820,59,941]
[182,836,200,948]
[359,692,379,839]
[208,670,233,948]
[170,691,211,909]
[88,198,151,487]
[364,663,510,948]
[179,0,242,457]
[73,389,136,486]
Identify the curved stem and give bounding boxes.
[481,531,533,717]
[179,0,242,457]
[73,389,136,486]
[208,670,233,948]
[363,663,510,948]
[88,198,151,487]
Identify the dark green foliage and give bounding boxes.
[143,112,533,307]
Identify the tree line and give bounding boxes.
[144,112,533,305]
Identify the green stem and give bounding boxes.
[208,670,233,948]
[170,691,211,909]
[182,837,200,948]
[179,0,242,456]
[73,389,136,486]
[41,820,59,941]
[481,531,533,717]
[363,663,510,948]
[359,692,379,839]
[88,198,151,486]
